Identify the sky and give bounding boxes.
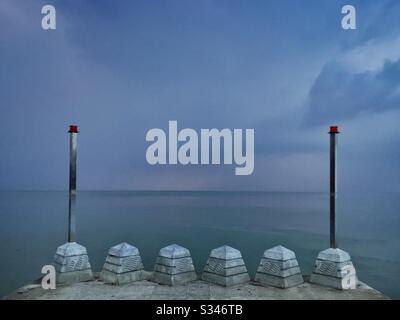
[0,0,400,192]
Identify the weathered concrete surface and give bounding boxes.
[53,242,93,285]
[152,244,197,285]
[3,274,389,300]
[255,246,303,289]
[310,248,357,290]
[202,246,250,287]
[100,242,145,285]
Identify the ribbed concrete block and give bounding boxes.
[202,245,250,287]
[152,244,197,285]
[256,273,304,288]
[309,248,357,290]
[100,242,145,285]
[255,245,304,289]
[53,242,93,285]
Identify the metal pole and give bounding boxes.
[68,125,78,243]
[329,125,339,248]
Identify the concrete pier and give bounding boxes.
[4,274,389,300]
[8,239,385,300]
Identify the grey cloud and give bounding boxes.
[303,59,400,127]
[1,0,400,192]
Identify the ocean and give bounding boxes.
[0,191,399,299]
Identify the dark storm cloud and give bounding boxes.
[303,59,400,127]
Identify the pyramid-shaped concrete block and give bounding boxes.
[316,248,351,263]
[55,242,88,257]
[100,242,145,284]
[152,244,197,285]
[108,242,140,257]
[53,242,93,285]
[309,248,357,290]
[202,245,250,287]
[255,245,303,288]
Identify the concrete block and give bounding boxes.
[202,272,251,287]
[54,254,90,273]
[55,242,87,256]
[263,245,297,261]
[259,257,299,270]
[100,242,145,285]
[152,244,197,286]
[100,269,144,284]
[255,245,303,289]
[108,242,139,257]
[309,248,357,290]
[154,260,195,275]
[309,272,357,290]
[202,245,250,287]
[53,242,93,285]
[255,273,304,289]
[56,269,94,285]
[314,259,356,278]
[315,248,351,263]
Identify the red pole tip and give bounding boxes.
[329,126,339,134]
[68,125,79,133]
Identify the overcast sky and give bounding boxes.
[1,0,399,192]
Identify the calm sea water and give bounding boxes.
[0,191,399,299]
